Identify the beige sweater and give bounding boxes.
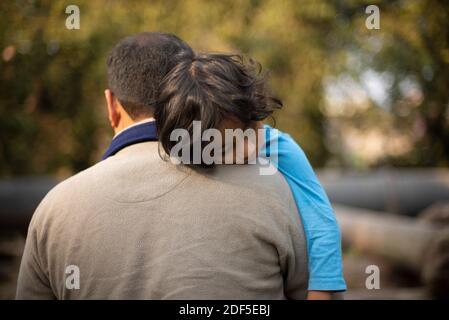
[16,142,308,299]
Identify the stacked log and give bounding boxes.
[320,169,449,216]
[335,205,449,297]
[0,177,58,231]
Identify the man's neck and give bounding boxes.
[114,117,155,138]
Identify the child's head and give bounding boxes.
[155,53,282,165]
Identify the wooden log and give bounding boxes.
[418,201,449,226]
[0,177,58,231]
[320,169,449,216]
[2,169,449,229]
[335,205,449,297]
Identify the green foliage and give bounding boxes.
[0,0,448,176]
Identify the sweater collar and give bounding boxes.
[102,120,157,160]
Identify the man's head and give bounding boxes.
[104,32,193,132]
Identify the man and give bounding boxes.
[16,32,308,299]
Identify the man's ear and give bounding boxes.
[104,89,121,129]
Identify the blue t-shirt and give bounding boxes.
[262,126,346,291]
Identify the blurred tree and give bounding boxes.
[0,0,448,176]
[331,0,449,167]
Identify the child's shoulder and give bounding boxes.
[263,125,317,179]
[264,125,304,155]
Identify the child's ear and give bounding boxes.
[254,121,264,130]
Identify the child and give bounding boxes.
[157,52,346,299]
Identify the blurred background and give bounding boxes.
[1,0,449,299]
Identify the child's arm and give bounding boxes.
[262,124,346,296]
[307,291,333,300]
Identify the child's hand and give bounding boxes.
[307,291,333,300]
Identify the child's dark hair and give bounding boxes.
[154,53,283,165]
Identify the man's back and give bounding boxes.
[16,142,308,299]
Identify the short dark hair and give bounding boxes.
[107,32,194,119]
[155,53,283,165]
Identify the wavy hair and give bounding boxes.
[154,53,283,166]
